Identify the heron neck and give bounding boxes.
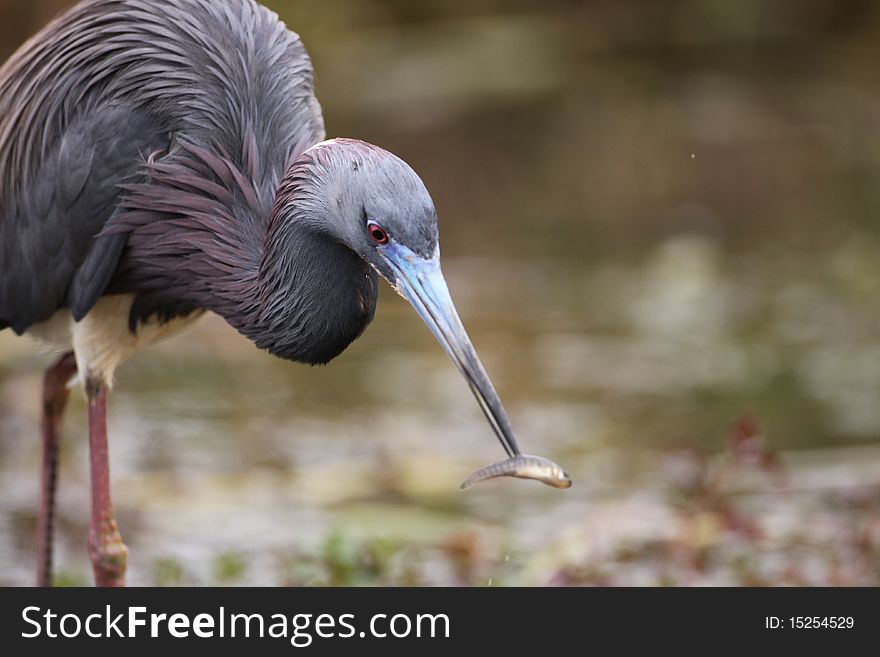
[233,219,378,365]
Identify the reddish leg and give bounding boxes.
[35,352,78,587]
[85,376,128,587]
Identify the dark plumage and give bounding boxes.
[0,0,537,588]
[1,0,323,343]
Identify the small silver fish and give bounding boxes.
[460,454,572,490]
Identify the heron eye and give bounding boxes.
[368,222,389,245]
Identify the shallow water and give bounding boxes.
[2,243,880,585]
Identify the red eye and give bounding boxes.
[368,222,389,245]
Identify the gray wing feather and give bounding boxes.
[1,105,166,332]
[0,0,325,333]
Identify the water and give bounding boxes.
[3,242,880,585]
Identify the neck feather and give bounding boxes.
[230,218,378,365]
[113,148,378,364]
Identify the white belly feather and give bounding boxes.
[27,294,204,388]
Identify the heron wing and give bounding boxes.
[0,0,326,334]
[0,105,167,334]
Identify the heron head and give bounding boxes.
[292,138,439,276]
[280,138,522,459]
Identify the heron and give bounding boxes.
[0,0,531,587]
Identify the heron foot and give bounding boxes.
[88,521,128,587]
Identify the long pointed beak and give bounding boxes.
[382,242,521,458]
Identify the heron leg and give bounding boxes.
[85,376,128,587]
[35,351,77,587]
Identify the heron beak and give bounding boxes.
[381,242,521,458]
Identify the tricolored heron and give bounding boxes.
[0,0,527,586]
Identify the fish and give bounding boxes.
[460,454,572,490]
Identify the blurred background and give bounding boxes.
[2,0,880,585]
